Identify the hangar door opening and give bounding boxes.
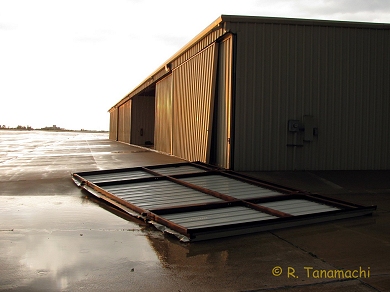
[131,95,155,147]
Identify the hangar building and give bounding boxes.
[108,15,390,171]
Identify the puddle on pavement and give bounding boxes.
[0,195,163,291]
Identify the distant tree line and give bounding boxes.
[0,124,107,133]
[1,124,63,130]
[1,125,33,130]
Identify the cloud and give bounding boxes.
[250,0,390,22]
[74,28,115,43]
[153,34,189,48]
[74,36,105,43]
[312,0,390,14]
[0,22,16,31]
[295,0,390,23]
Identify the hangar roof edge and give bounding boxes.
[221,14,390,29]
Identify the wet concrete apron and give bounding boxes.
[1,130,389,291]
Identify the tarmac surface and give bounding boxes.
[1,130,389,292]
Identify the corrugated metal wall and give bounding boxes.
[109,108,118,140]
[155,75,173,154]
[172,43,219,162]
[117,100,131,143]
[131,96,155,146]
[229,22,390,170]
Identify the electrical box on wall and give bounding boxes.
[288,117,318,143]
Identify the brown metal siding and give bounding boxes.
[229,22,390,170]
[109,108,118,141]
[172,43,218,162]
[117,100,131,143]
[155,75,173,154]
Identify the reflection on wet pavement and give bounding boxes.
[0,195,162,291]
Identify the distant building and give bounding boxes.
[108,15,390,171]
[41,125,63,131]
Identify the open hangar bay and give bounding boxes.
[0,130,389,291]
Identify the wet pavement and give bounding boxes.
[1,130,389,291]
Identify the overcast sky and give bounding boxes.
[1,0,389,131]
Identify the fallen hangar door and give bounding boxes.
[72,162,376,242]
